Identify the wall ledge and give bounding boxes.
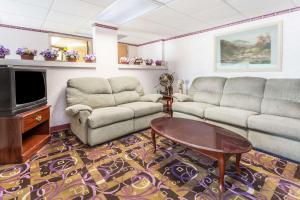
[118,64,168,70]
[0,59,97,69]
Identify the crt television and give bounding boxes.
[0,65,47,116]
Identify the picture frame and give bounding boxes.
[214,22,283,72]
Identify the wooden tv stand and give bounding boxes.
[0,105,51,164]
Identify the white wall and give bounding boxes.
[0,27,166,127]
[127,45,138,58]
[137,41,163,61]
[0,28,49,60]
[165,11,300,86]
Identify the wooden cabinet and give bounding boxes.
[0,105,50,164]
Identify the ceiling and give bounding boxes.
[0,0,298,45]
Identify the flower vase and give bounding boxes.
[21,55,34,60]
[67,58,77,62]
[0,55,5,59]
[44,57,57,61]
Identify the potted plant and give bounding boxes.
[40,49,59,61]
[83,54,96,63]
[0,45,10,59]
[134,57,143,65]
[145,59,153,66]
[16,48,37,60]
[155,60,163,66]
[120,57,129,64]
[64,50,80,62]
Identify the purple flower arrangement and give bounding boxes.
[83,54,96,63]
[64,50,80,62]
[155,60,163,66]
[0,45,10,58]
[16,47,37,60]
[40,49,59,61]
[16,47,37,56]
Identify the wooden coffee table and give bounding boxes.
[150,117,252,192]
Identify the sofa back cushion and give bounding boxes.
[189,77,227,105]
[66,77,115,108]
[261,79,300,119]
[108,76,144,105]
[220,77,266,112]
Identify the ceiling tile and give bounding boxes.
[0,0,48,19]
[293,0,300,6]
[51,0,105,18]
[226,0,295,17]
[47,11,87,25]
[0,13,43,29]
[167,0,224,15]
[17,0,54,8]
[118,36,150,44]
[141,6,204,30]
[191,4,244,25]
[120,18,179,37]
[79,0,116,7]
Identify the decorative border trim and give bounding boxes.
[50,123,70,133]
[93,23,118,30]
[0,23,92,39]
[118,42,139,47]
[138,39,164,47]
[138,6,300,46]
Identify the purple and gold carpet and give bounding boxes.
[0,129,299,199]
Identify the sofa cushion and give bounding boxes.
[66,88,115,108]
[114,91,140,105]
[261,79,300,120]
[66,77,115,108]
[205,107,257,128]
[140,94,162,102]
[118,102,163,118]
[172,102,215,118]
[248,114,300,141]
[67,77,112,94]
[189,77,227,105]
[88,107,134,128]
[173,93,193,102]
[220,77,266,112]
[108,76,144,96]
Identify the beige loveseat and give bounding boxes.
[65,76,164,146]
[173,77,300,162]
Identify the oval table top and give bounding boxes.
[150,117,252,154]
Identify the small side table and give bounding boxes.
[161,95,173,115]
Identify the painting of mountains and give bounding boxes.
[220,34,271,64]
[215,23,282,72]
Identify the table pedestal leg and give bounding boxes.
[236,153,241,175]
[151,129,156,153]
[218,154,225,192]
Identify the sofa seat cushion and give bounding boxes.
[118,102,163,118]
[205,107,257,128]
[248,114,300,141]
[88,107,134,128]
[172,102,215,118]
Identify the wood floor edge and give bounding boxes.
[50,123,70,133]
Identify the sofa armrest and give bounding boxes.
[140,94,163,102]
[65,104,93,116]
[173,93,193,102]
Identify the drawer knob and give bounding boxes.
[35,115,42,122]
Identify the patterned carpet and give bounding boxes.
[0,129,300,200]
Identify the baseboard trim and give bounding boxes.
[50,123,70,133]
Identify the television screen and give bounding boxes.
[15,71,46,105]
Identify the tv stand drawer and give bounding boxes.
[21,105,50,133]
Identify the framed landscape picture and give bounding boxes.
[215,22,282,72]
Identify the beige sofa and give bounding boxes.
[65,76,164,146]
[173,77,300,163]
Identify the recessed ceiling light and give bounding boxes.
[97,0,160,25]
